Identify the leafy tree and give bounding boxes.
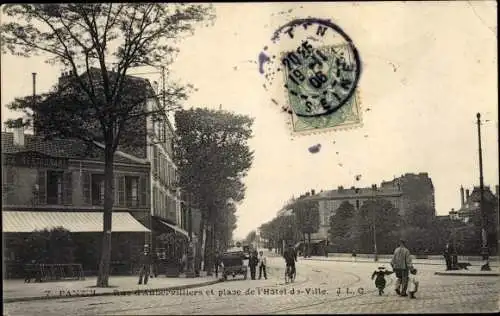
[174,108,254,274]
[352,199,401,254]
[1,3,214,287]
[328,201,355,252]
[12,227,75,264]
[291,194,320,257]
[245,230,257,246]
[215,203,237,251]
[404,204,435,229]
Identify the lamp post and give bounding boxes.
[476,113,490,270]
[372,186,378,262]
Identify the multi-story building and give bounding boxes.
[2,130,151,276]
[307,173,436,244]
[454,185,499,223]
[56,70,189,264]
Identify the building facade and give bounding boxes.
[56,70,189,265]
[454,185,499,223]
[2,130,151,276]
[310,173,435,242]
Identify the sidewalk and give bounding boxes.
[3,275,221,303]
[302,255,499,268]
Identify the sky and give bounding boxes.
[1,2,498,240]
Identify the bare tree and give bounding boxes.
[1,3,215,287]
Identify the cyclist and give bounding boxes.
[283,244,297,280]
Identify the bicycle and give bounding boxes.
[284,264,296,283]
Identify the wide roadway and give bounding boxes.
[4,254,499,315]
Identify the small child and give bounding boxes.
[408,267,419,299]
[371,266,394,295]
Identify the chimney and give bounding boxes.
[13,127,25,146]
[460,186,465,207]
[311,189,315,195]
[338,186,344,191]
[371,184,377,189]
[465,189,470,201]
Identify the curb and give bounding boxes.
[3,279,222,303]
[434,271,500,277]
[302,258,499,267]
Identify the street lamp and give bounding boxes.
[371,186,378,262]
[476,113,490,270]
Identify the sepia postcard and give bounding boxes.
[1,2,498,315]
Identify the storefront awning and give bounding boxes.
[158,219,189,238]
[2,211,150,233]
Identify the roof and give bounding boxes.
[2,211,150,233]
[2,132,147,165]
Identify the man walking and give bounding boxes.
[248,251,258,280]
[391,239,413,297]
[258,250,267,280]
[138,244,152,285]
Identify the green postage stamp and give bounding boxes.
[260,18,363,134]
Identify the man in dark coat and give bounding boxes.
[248,251,259,280]
[443,243,452,271]
[214,251,221,278]
[391,239,413,297]
[138,245,152,285]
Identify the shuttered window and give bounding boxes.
[63,171,72,205]
[82,172,91,205]
[153,186,158,216]
[125,176,139,207]
[117,175,126,206]
[37,170,47,204]
[153,147,159,179]
[140,176,148,207]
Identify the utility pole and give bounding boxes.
[476,113,490,270]
[372,186,378,262]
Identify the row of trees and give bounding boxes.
[329,198,498,255]
[174,108,254,275]
[2,4,251,285]
[260,194,498,257]
[259,193,320,256]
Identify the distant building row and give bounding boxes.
[278,173,436,247]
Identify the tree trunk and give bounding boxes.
[96,146,114,287]
[307,233,312,258]
[200,222,207,272]
[204,226,212,274]
[303,232,307,258]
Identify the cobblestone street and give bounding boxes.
[4,257,499,315]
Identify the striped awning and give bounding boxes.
[158,219,189,238]
[2,211,150,233]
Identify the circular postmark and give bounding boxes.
[260,18,361,118]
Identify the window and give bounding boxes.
[47,171,64,204]
[153,147,159,179]
[125,176,139,207]
[153,186,158,214]
[91,174,105,205]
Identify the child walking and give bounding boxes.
[408,267,419,299]
[371,266,394,295]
